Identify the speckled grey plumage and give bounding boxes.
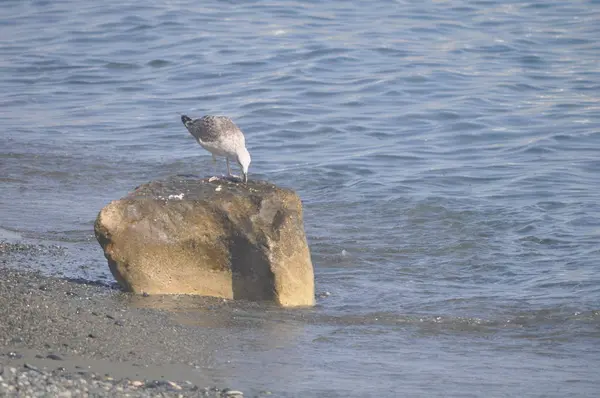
[181,115,241,144]
[181,114,251,182]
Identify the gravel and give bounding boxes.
[0,259,253,397]
[0,365,244,397]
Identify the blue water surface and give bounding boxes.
[1,0,600,396]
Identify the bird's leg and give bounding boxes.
[212,154,218,176]
[226,158,232,176]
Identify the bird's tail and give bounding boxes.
[181,115,192,126]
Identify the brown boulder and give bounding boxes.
[94,176,315,307]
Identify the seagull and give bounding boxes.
[181,114,251,183]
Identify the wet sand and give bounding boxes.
[0,265,252,397]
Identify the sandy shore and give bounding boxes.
[0,265,252,397]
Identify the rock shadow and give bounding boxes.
[229,233,275,302]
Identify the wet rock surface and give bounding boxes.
[95,175,315,307]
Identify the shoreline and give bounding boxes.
[0,266,253,397]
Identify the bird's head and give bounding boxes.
[237,148,251,183]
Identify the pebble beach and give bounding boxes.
[0,262,250,397]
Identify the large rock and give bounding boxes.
[94,176,315,307]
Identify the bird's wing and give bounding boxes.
[187,116,221,143]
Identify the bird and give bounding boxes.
[181,114,251,183]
